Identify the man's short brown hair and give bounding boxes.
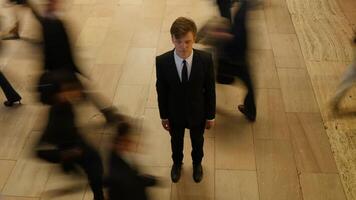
[170,17,197,39]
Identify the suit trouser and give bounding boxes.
[0,71,21,101]
[37,145,104,200]
[218,58,256,116]
[169,122,205,166]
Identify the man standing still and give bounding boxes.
[156,17,216,183]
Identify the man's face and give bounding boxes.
[172,31,195,59]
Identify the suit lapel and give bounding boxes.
[189,49,200,83]
[168,49,182,84]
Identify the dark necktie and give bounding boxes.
[182,60,188,83]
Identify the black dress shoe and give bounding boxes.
[171,164,182,183]
[193,164,203,183]
[4,98,21,107]
[238,105,256,122]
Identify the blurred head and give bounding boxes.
[170,17,197,59]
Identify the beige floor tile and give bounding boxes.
[0,160,16,191]
[249,50,280,89]
[253,89,290,140]
[89,4,117,18]
[255,139,302,200]
[156,32,174,56]
[215,111,256,170]
[130,18,162,48]
[2,196,39,200]
[75,17,112,49]
[269,33,306,68]
[142,166,172,200]
[142,3,166,19]
[119,0,143,5]
[2,159,52,197]
[94,30,132,65]
[118,48,156,85]
[215,170,259,200]
[300,173,347,200]
[137,119,172,167]
[161,6,194,32]
[146,71,158,108]
[113,85,150,118]
[1,130,52,197]
[0,106,39,159]
[248,18,272,50]
[305,61,351,112]
[277,68,319,112]
[264,6,295,34]
[286,113,338,173]
[216,84,244,111]
[337,0,356,12]
[171,138,214,200]
[88,64,123,102]
[40,171,87,200]
[288,13,354,62]
[73,0,96,4]
[344,12,356,31]
[264,0,289,7]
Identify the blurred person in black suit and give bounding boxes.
[156,17,216,183]
[218,1,256,121]
[27,0,124,123]
[36,69,104,200]
[198,1,256,121]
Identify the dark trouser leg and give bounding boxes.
[169,126,185,165]
[236,63,256,117]
[189,124,205,165]
[219,59,256,116]
[0,71,21,101]
[77,146,104,200]
[216,0,232,20]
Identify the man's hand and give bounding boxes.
[205,119,215,129]
[161,119,170,131]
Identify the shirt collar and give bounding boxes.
[174,49,193,66]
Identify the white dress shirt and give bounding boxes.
[174,49,193,82]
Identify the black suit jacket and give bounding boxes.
[30,8,81,74]
[156,49,216,127]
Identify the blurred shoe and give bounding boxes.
[193,164,203,183]
[238,105,256,121]
[171,164,182,183]
[4,97,21,107]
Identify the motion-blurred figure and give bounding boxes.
[27,0,123,123]
[0,16,22,106]
[330,36,356,113]
[106,123,157,200]
[198,1,256,121]
[36,69,104,200]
